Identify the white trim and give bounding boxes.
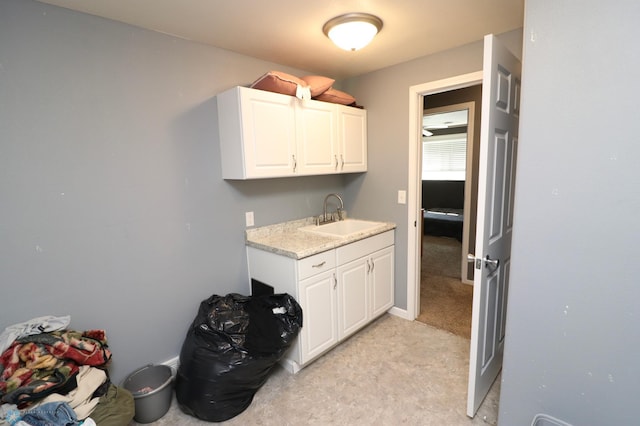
[461,101,476,285]
[407,71,483,320]
[161,356,180,377]
[388,306,413,320]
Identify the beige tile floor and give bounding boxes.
[132,315,500,426]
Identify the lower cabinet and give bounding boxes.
[337,244,395,341]
[336,257,369,340]
[298,270,338,364]
[246,230,394,373]
[369,246,395,318]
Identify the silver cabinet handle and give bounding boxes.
[370,259,374,272]
[334,155,339,170]
[366,260,371,273]
[333,273,337,289]
[340,154,345,170]
[292,154,297,173]
[312,261,326,268]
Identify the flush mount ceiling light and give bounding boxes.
[323,13,383,51]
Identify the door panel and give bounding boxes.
[338,107,367,172]
[297,101,338,174]
[299,270,338,364]
[481,268,499,371]
[489,131,507,242]
[370,246,395,318]
[337,258,369,339]
[467,34,521,417]
[242,91,297,176]
[499,259,510,342]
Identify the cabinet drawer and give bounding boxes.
[336,230,394,265]
[298,250,336,281]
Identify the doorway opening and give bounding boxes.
[406,71,483,321]
[417,96,480,337]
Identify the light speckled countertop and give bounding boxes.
[245,217,396,259]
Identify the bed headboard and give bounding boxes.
[421,180,465,210]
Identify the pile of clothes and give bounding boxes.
[0,316,134,426]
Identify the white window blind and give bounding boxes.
[422,133,467,181]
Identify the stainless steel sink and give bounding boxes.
[299,219,384,238]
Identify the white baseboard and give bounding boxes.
[388,306,413,321]
[161,356,179,376]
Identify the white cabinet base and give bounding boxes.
[247,230,394,373]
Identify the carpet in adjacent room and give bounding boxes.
[417,235,473,339]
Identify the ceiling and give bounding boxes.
[36,0,524,80]
[424,110,468,130]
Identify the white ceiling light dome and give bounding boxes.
[323,13,383,51]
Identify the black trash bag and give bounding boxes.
[175,293,302,422]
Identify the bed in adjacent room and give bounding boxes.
[423,207,463,241]
[422,180,464,242]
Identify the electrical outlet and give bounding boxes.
[245,211,254,227]
[397,190,407,204]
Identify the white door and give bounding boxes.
[337,106,368,172]
[299,270,339,364]
[369,246,395,318]
[240,88,297,178]
[337,257,369,339]
[467,34,521,417]
[297,100,338,175]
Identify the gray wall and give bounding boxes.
[0,0,345,383]
[342,30,522,310]
[499,1,640,424]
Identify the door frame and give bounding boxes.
[406,71,483,320]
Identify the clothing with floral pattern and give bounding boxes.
[0,330,111,407]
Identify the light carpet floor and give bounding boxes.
[131,315,500,425]
[418,236,473,339]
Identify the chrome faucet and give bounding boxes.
[322,193,344,223]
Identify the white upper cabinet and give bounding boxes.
[296,99,338,175]
[337,105,367,173]
[217,86,367,179]
[217,87,297,179]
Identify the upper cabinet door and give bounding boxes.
[296,99,339,175]
[218,87,297,179]
[338,106,367,173]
